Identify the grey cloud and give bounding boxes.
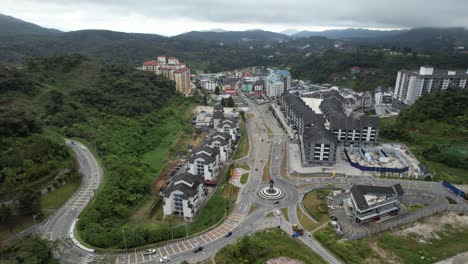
[9,0,468,29]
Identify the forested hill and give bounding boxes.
[0,14,60,36]
[1,55,190,241]
[381,89,468,181]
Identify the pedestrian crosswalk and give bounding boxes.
[114,213,246,264]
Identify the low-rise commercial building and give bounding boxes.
[348,184,404,224]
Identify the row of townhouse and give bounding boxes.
[162,105,239,220]
[279,91,379,166]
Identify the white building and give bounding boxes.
[266,69,291,98]
[205,134,232,162]
[187,147,220,181]
[394,66,468,105]
[162,172,205,220]
[216,119,239,141]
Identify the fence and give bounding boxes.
[343,149,409,174]
[442,180,467,200]
[343,203,448,240]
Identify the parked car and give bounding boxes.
[225,231,232,237]
[159,256,170,262]
[273,201,280,204]
[193,246,203,253]
[143,248,156,255]
[327,205,335,210]
[330,216,338,221]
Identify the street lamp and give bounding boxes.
[122,228,128,250]
[32,214,39,232]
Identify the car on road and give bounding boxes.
[159,256,170,262]
[80,146,86,150]
[328,205,335,210]
[143,248,156,255]
[71,141,76,145]
[273,201,280,204]
[330,216,338,221]
[339,200,344,206]
[225,231,232,237]
[193,246,203,253]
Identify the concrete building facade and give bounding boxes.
[394,66,468,105]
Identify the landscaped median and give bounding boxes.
[234,119,250,160]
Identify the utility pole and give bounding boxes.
[32,214,38,231]
[122,228,128,250]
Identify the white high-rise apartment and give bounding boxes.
[394,66,468,105]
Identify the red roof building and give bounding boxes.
[143,60,158,66]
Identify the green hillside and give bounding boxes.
[381,89,468,183]
[0,55,194,246]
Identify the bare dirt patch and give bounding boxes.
[394,212,468,240]
[266,257,305,264]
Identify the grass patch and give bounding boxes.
[407,204,427,213]
[235,163,250,170]
[262,145,272,181]
[445,197,457,204]
[234,120,250,160]
[248,204,258,214]
[215,228,327,264]
[40,180,80,217]
[280,145,288,177]
[302,189,329,223]
[314,226,384,264]
[296,206,318,232]
[377,226,468,264]
[240,173,249,184]
[280,208,289,221]
[0,216,35,242]
[266,212,274,218]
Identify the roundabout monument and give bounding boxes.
[258,179,285,200]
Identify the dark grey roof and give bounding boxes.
[206,137,229,146]
[303,125,337,144]
[393,183,404,197]
[188,150,217,163]
[213,111,224,120]
[162,172,203,199]
[350,184,403,211]
[196,145,219,157]
[214,104,224,111]
[211,132,231,140]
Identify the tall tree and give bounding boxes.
[214,86,220,95]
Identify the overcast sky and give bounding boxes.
[2,0,468,36]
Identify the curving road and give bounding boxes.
[34,95,466,264]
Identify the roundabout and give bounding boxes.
[258,179,285,200]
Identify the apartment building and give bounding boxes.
[216,119,239,141]
[187,146,220,181]
[142,55,192,96]
[266,69,291,98]
[279,91,379,166]
[162,172,205,220]
[394,66,468,105]
[348,184,404,224]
